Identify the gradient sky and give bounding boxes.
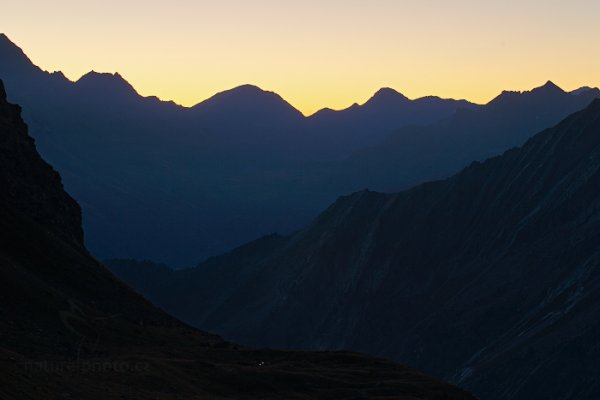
[2,0,599,115]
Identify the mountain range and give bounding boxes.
[0,78,477,400]
[2,33,599,266]
[109,98,600,400]
[0,33,478,266]
[333,81,600,192]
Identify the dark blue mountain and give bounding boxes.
[0,34,480,266]
[110,99,600,400]
[1,33,598,268]
[0,79,476,400]
[75,71,140,100]
[332,80,600,193]
[192,84,303,121]
[307,87,479,156]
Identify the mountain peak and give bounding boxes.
[229,84,267,94]
[78,70,128,84]
[571,86,600,96]
[0,33,24,55]
[532,80,565,95]
[0,33,39,75]
[76,71,138,96]
[192,84,303,119]
[367,87,409,105]
[0,33,14,46]
[209,84,288,102]
[489,81,567,106]
[201,84,278,101]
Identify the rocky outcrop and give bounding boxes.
[0,80,82,244]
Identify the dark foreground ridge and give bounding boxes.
[0,81,83,244]
[0,80,476,399]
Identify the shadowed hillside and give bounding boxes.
[110,99,600,400]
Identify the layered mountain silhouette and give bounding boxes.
[1,33,599,267]
[332,80,600,192]
[110,100,600,400]
[0,79,478,399]
[308,87,478,152]
[192,84,304,123]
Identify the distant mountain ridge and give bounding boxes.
[1,32,599,267]
[333,80,600,193]
[76,71,139,97]
[0,34,478,266]
[307,87,480,153]
[192,84,304,117]
[109,99,600,400]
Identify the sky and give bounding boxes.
[2,0,600,115]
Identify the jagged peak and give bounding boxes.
[49,70,67,79]
[488,81,567,106]
[78,70,128,84]
[75,71,138,95]
[531,80,565,95]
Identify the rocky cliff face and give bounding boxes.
[0,80,82,244]
[111,99,600,400]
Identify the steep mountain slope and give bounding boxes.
[0,81,82,244]
[0,79,477,399]
[110,100,600,400]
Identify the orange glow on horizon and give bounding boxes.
[2,0,599,116]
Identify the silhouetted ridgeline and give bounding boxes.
[2,33,598,266]
[336,81,600,191]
